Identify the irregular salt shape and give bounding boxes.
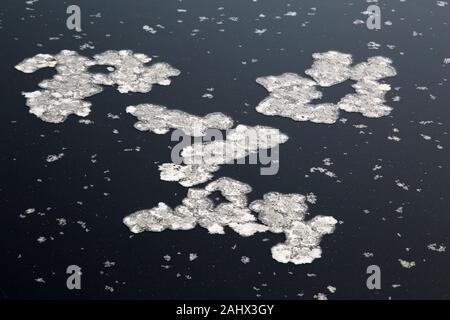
[126,104,233,136]
[123,177,268,236]
[158,163,220,187]
[255,51,397,124]
[156,123,288,186]
[181,124,289,166]
[304,51,353,87]
[92,50,180,93]
[314,293,328,300]
[124,178,337,264]
[337,57,397,117]
[15,50,180,123]
[241,256,251,264]
[249,192,337,264]
[398,259,416,269]
[250,193,309,233]
[143,25,157,34]
[46,153,64,162]
[255,73,339,124]
[189,253,198,261]
[169,124,288,186]
[15,53,57,73]
[337,80,393,118]
[17,51,99,123]
[350,56,397,81]
[205,177,252,207]
[126,103,287,187]
[427,243,446,252]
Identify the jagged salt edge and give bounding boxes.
[123,177,337,265]
[15,50,180,123]
[255,51,397,124]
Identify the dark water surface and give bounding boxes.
[0,0,449,299]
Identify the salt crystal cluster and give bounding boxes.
[181,124,289,165]
[158,163,220,187]
[256,51,397,124]
[126,103,289,187]
[123,177,337,264]
[305,51,354,87]
[250,192,337,264]
[15,50,180,123]
[16,49,338,265]
[124,178,266,235]
[126,104,233,136]
[161,124,288,186]
[256,73,338,124]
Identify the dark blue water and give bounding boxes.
[0,0,449,299]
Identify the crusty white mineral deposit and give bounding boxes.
[126,104,233,136]
[163,124,289,186]
[15,50,180,123]
[126,102,289,186]
[249,192,337,264]
[123,177,337,264]
[255,73,339,124]
[158,163,220,187]
[256,51,397,124]
[305,51,353,87]
[181,124,289,166]
[123,177,266,235]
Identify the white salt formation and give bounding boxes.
[338,56,397,118]
[164,124,288,186]
[255,73,339,124]
[181,124,289,165]
[126,104,233,136]
[92,50,179,93]
[305,51,354,87]
[17,50,336,264]
[125,103,289,186]
[15,50,180,123]
[250,192,337,264]
[158,163,220,187]
[256,51,397,124]
[123,177,337,264]
[123,178,266,235]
